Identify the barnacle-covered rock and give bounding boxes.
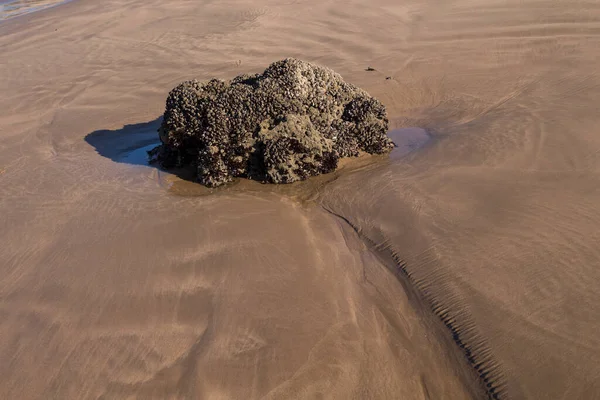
[259,115,339,184]
[150,58,394,187]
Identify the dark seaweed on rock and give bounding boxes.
[150,58,394,187]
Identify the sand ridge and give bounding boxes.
[1,0,600,399]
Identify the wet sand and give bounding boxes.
[1,0,600,399]
[0,0,71,21]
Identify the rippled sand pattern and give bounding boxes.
[1,0,600,399]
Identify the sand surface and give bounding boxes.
[1,0,600,399]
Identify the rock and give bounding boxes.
[150,58,394,187]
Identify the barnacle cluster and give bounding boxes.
[149,58,394,187]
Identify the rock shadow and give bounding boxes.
[85,116,201,183]
[85,117,163,167]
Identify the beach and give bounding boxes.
[1,0,600,399]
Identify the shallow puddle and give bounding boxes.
[387,127,431,160]
[120,143,160,166]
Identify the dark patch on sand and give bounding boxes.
[388,127,431,160]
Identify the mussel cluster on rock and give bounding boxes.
[149,58,394,187]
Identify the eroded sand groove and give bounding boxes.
[321,205,506,400]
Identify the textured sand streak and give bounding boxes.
[320,204,507,399]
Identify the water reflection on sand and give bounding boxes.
[0,0,71,21]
